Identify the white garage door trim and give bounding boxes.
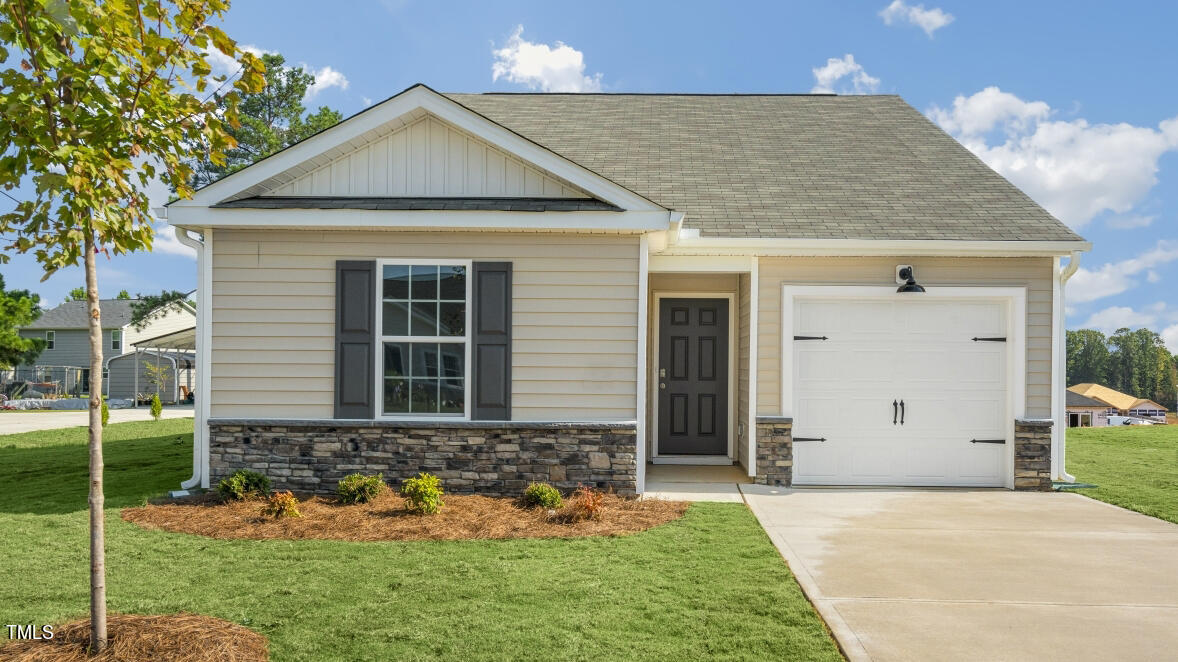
[780,286,1027,489]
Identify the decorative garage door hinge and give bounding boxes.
[793,437,827,442]
[971,337,1006,342]
[793,335,829,341]
[969,438,1006,444]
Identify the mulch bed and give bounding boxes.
[121,490,688,542]
[0,613,267,662]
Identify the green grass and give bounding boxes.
[0,421,841,661]
[1067,424,1178,524]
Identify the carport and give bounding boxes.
[111,326,196,406]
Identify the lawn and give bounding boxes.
[1067,424,1178,525]
[0,420,841,662]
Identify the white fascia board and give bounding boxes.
[168,207,673,232]
[173,85,662,212]
[659,237,1093,257]
[649,255,755,272]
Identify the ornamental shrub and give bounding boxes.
[337,472,386,504]
[100,397,109,427]
[565,485,605,522]
[400,472,444,514]
[262,490,301,518]
[522,482,563,509]
[149,393,162,420]
[217,469,271,501]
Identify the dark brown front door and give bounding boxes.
[658,298,729,455]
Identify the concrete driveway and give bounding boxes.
[742,487,1178,662]
[0,406,194,435]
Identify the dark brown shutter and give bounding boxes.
[334,260,376,418]
[472,262,512,420]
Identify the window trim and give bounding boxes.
[374,258,473,420]
[111,329,122,352]
[45,330,55,350]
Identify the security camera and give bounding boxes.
[895,265,913,285]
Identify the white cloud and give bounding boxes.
[1107,214,1157,229]
[1148,270,1162,283]
[929,87,1178,228]
[492,25,603,92]
[879,0,954,38]
[1068,240,1178,302]
[202,44,271,78]
[151,222,197,258]
[362,96,373,107]
[810,54,880,94]
[1081,305,1160,334]
[1163,324,1178,353]
[302,65,349,101]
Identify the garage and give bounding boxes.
[785,288,1023,487]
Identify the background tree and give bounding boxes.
[1066,329,1110,386]
[184,52,341,188]
[66,286,86,302]
[0,1,262,652]
[130,288,191,329]
[0,274,44,368]
[116,289,131,300]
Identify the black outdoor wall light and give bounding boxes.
[897,266,926,293]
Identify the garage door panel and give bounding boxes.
[792,296,1009,488]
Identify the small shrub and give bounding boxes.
[149,393,162,421]
[100,397,109,427]
[217,469,271,501]
[337,472,386,504]
[522,482,563,509]
[261,490,301,518]
[565,485,605,522]
[400,472,444,514]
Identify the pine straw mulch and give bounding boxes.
[0,613,267,662]
[121,490,688,542]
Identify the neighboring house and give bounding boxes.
[165,84,1091,496]
[1066,391,1108,427]
[16,297,196,401]
[1067,383,1169,422]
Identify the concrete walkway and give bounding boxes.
[741,486,1178,661]
[643,464,748,502]
[0,406,194,435]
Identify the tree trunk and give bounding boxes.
[84,232,107,654]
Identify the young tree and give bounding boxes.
[66,286,86,301]
[184,52,342,188]
[116,289,131,300]
[0,1,262,652]
[0,274,45,368]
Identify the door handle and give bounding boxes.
[900,399,905,425]
[893,399,898,425]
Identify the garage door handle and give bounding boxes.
[900,399,905,425]
[793,437,826,442]
[893,399,898,425]
[970,439,1006,444]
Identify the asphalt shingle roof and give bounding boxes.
[24,299,137,330]
[446,93,1084,242]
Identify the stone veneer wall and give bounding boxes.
[1014,418,1053,491]
[207,420,638,496]
[754,416,793,486]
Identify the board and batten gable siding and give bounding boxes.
[18,328,124,368]
[757,256,1055,418]
[210,230,640,420]
[262,114,591,199]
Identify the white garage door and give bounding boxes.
[791,297,1009,487]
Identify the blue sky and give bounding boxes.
[4,0,1177,348]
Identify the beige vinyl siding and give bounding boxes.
[263,114,590,199]
[757,256,1054,418]
[646,273,742,458]
[210,230,639,420]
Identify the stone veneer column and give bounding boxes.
[1014,418,1054,491]
[754,416,793,486]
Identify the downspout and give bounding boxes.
[173,227,206,492]
[1054,251,1082,482]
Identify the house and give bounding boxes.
[1066,390,1108,427]
[16,297,196,401]
[1067,383,1169,422]
[164,84,1091,496]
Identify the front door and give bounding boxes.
[658,298,729,455]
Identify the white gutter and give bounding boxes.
[659,235,1092,257]
[1053,250,1082,483]
[173,227,209,493]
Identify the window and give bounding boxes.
[377,262,469,417]
[45,330,54,350]
[110,329,122,352]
